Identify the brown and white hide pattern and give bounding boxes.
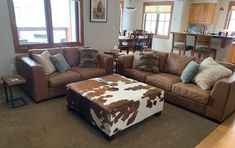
[67,74,164,136]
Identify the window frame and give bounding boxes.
[142,1,174,39]
[119,0,124,32]
[224,2,235,31]
[8,0,84,53]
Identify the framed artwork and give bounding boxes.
[90,0,108,22]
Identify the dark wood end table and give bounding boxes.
[1,74,27,108]
[104,52,125,74]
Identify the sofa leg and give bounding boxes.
[67,105,74,112]
[155,111,162,116]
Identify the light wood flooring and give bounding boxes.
[197,112,235,148]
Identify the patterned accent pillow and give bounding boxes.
[138,52,160,73]
[79,48,98,67]
[32,50,56,75]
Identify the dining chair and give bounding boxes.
[171,32,194,55]
[118,32,138,54]
[193,34,217,59]
[135,33,153,51]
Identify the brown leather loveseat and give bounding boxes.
[16,47,113,102]
[118,52,235,122]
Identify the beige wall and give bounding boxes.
[83,0,120,51]
[0,0,16,79]
[0,0,120,79]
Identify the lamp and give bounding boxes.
[126,0,136,12]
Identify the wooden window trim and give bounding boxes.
[142,1,174,39]
[7,0,84,53]
[119,0,124,32]
[224,2,235,29]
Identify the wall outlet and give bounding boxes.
[10,64,16,74]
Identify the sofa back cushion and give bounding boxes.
[28,48,63,59]
[164,53,194,76]
[63,47,80,67]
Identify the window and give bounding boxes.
[8,0,84,53]
[225,2,235,32]
[142,2,173,39]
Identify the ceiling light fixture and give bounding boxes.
[126,0,136,12]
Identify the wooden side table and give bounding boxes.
[1,74,27,108]
[104,52,125,74]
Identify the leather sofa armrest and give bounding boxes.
[98,54,114,75]
[117,55,134,75]
[217,62,235,72]
[16,56,49,102]
[206,74,235,122]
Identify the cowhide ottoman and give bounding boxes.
[66,74,164,141]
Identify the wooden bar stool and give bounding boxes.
[171,32,194,55]
[193,35,217,60]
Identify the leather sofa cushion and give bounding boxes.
[48,71,82,87]
[146,73,181,91]
[164,53,194,76]
[172,83,210,104]
[125,68,155,82]
[28,48,63,59]
[63,47,79,67]
[70,67,106,80]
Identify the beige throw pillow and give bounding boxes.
[193,57,233,90]
[132,51,141,69]
[32,50,56,75]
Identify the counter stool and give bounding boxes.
[193,35,217,60]
[171,32,194,55]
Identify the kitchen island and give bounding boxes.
[171,32,235,62]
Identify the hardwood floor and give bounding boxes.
[196,112,235,148]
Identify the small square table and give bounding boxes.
[1,74,27,108]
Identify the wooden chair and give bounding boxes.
[193,35,217,60]
[171,32,194,55]
[135,33,153,51]
[119,32,138,54]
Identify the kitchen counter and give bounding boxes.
[171,32,234,48]
[171,32,235,62]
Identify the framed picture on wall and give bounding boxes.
[90,0,108,22]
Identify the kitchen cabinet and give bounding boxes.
[188,3,216,25]
[227,43,235,64]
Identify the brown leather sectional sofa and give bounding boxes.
[118,52,235,122]
[16,47,113,102]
